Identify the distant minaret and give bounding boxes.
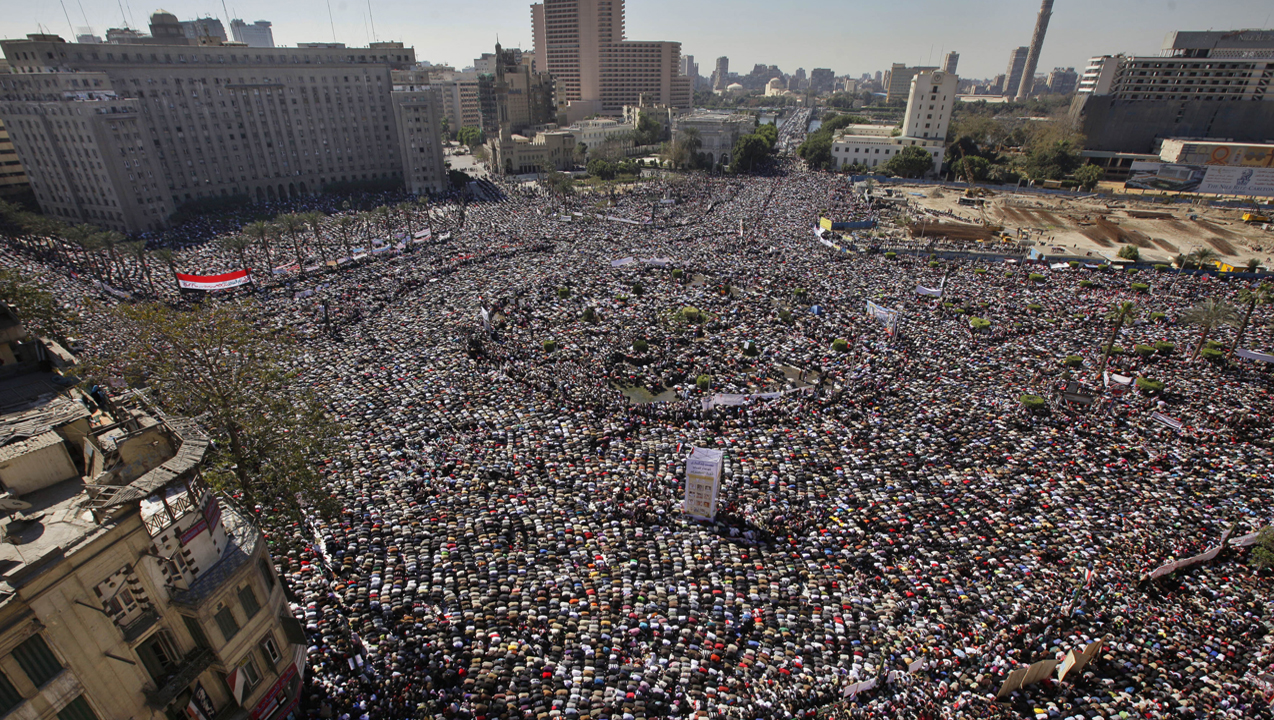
[1016,0,1054,101]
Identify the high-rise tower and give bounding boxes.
[1015,0,1054,101]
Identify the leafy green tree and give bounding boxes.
[882,145,935,178]
[731,133,771,173]
[1117,245,1140,261]
[457,126,485,148]
[633,111,664,145]
[1182,298,1240,358]
[218,235,256,286]
[952,155,991,182]
[797,134,833,169]
[587,158,616,180]
[1074,164,1104,190]
[755,123,778,149]
[0,269,76,343]
[1253,528,1274,568]
[99,302,342,520]
[1022,139,1083,181]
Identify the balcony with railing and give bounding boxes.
[168,503,260,608]
[143,646,215,709]
[120,606,160,643]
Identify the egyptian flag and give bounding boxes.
[224,666,248,705]
[176,269,251,291]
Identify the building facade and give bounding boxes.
[885,64,936,103]
[809,68,834,95]
[1046,67,1078,95]
[1004,47,1029,99]
[476,44,557,135]
[671,111,752,168]
[230,20,274,48]
[1072,30,1274,152]
[531,0,691,118]
[0,34,421,232]
[487,128,575,175]
[0,310,307,720]
[943,51,959,75]
[832,69,955,174]
[712,56,728,91]
[389,74,449,195]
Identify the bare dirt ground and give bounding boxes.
[895,184,1274,267]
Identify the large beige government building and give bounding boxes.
[0,30,448,233]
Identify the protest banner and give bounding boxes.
[176,269,251,291]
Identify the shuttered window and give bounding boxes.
[0,671,23,714]
[12,635,62,687]
[57,695,100,720]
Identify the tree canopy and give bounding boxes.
[95,301,343,520]
[458,126,485,148]
[882,145,935,178]
[0,269,76,343]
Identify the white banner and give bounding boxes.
[1151,412,1183,431]
[684,447,723,521]
[915,285,943,297]
[176,269,251,291]
[1236,348,1274,363]
[610,257,637,267]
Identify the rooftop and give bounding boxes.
[0,477,108,593]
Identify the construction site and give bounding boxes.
[898,183,1274,269]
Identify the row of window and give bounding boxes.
[0,634,100,718]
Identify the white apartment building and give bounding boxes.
[831,69,956,174]
[570,118,635,156]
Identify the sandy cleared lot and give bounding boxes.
[896,183,1274,268]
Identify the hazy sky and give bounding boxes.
[4,0,1272,80]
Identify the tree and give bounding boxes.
[1228,284,1268,356]
[276,213,308,265]
[633,111,664,146]
[1022,139,1083,181]
[332,215,358,260]
[1117,244,1140,261]
[458,126,484,148]
[1074,164,1104,191]
[587,158,616,180]
[1099,301,1138,373]
[1181,298,1240,359]
[953,155,991,183]
[122,240,158,297]
[1253,528,1274,568]
[797,133,833,169]
[218,235,256,286]
[98,231,126,287]
[98,302,342,521]
[243,220,275,268]
[301,211,329,267]
[64,224,106,281]
[882,146,935,178]
[731,133,771,173]
[666,127,702,170]
[575,142,589,163]
[439,115,450,141]
[0,269,75,343]
[755,123,778,150]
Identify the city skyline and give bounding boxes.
[3,0,1270,81]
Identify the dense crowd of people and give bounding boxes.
[4,163,1274,720]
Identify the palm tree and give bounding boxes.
[219,235,255,287]
[276,213,307,266]
[301,212,328,268]
[64,223,103,278]
[396,201,417,240]
[1099,301,1138,373]
[332,215,357,261]
[1182,298,1240,358]
[243,221,275,268]
[1230,282,1273,357]
[98,230,127,287]
[356,211,376,253]
[122,240,157,297]
[152,248,178,293]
